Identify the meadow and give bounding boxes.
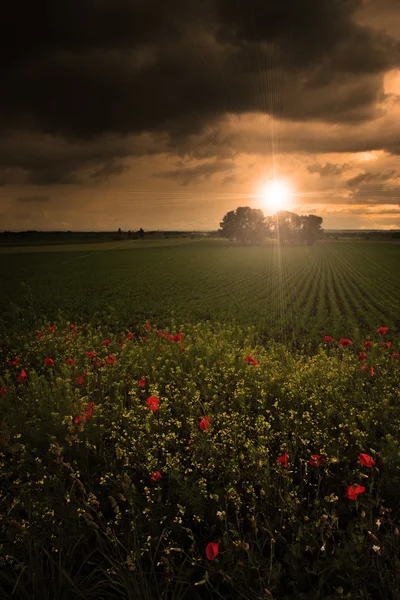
[1,237,400,599]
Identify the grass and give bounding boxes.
[1,238,400,599]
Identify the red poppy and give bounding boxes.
[151,471,162,481]
[76,375,85,385]
[309,454,325,467]
[244,355,260,366]
[369,366,375,376]
[66,358,75,365]
[73,329,80,335]
[0,386,7,397]
[377,327,389,335]
[346,484,366,500]
[101,340,110,347]
[127,332,133,340]
[143,336,147,341]
[147,396,159,412]
[277,453,289,468]
[205,542,219,561]
[119,340,125,348]
[86,351,96,358]
[324,336,333,343]
[359,352,367,362]
[105,355,116,364]
[362,341,372,350]
[65,337,71,343]
[339,338,352,347]
[381,342,392,349]
[49,325,56,333]
[392,352,400,359]
[36,330,42,340]
[8,358,19,366]
[138,377,146,388]
[359,453,375,468]
[199,416,210,431]
[44,358,54,367]
[18,370,27,383]
[69,324,75,330]
[171,333,183,342]
[145,323,151,331]
[75,401,94,424]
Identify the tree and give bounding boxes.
[219,206,269,244]
[300,214,324,246]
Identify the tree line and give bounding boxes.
[219,207,324,245]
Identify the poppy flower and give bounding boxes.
[69,324,75,330]
[49,325,56,333]
[8,358,19,366]
[127,332,133,340]
[205,542,219,561]
[346,484,366,500]
[339,338,352,347]
[44,358,54,367]
[36,330,43,340]
[73,329,80,335]
[199,416,210,431]
[392,352,400,359]
[309,454,325,467]
[147,396,159,412]
[377,327,389,335]
[381,342,392,349]
[0,386,7,397]
[277,453,289,468]
[18,370,27,383]
[75,401,94,424]
[138,377,146,388]
[105,355,116,364]
[66,358,75,365]
[145,323,151,331]
[86,352,96,358]
[362,341,372,350]
[359,352,367,362]
[76,375,85,385]
[65,337,71,343]
[101,339,110,347]
[143,336,147,341]
[244,355,260,366]
[359,453,375,468]
[369,366,375,376]
[324,336,333,343]
[171,333,183,342]
[151,471,162,481]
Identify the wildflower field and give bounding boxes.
[1,239,400,599]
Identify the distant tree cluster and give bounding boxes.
[219,207,324,245]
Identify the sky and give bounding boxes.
[1,0,400,231]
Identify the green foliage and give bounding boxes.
[1,321,400,599]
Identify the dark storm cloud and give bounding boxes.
[153,161,234,186]
[16,195,49,203]
[1,0,399,140]
[307,162,352,177]
[1,0,400,184]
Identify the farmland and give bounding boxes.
[1,238,400,348]
[1,237,400,599]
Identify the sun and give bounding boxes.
[261,180,292,214]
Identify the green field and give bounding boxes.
[1,237,400,600]
[1,238,400,348]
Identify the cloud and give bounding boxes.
[307,162,352,177]
[16,195,49,203]
[1,0,399,144]
[346,169,398,187]
[90,160,129,180]
[153,161,234,185]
